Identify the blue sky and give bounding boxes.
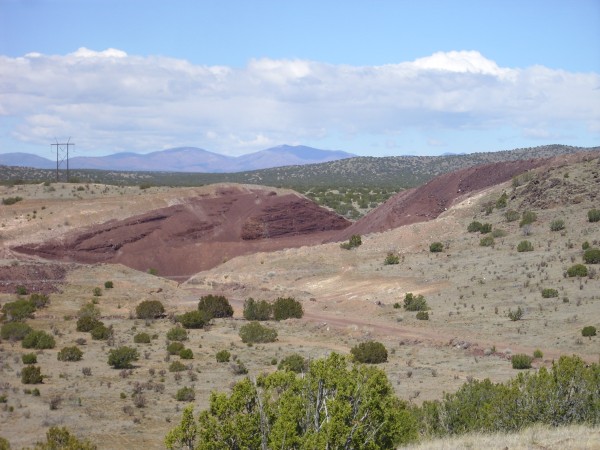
[1,0,599,158]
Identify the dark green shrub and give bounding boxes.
[403,293,428,311]
[508,307,523,321]
[177,310,210,329]
[107,346,139,369]
[479,236,494,247]
[243,298,272,321]
[104,281,114,289]
[350,341,388,364]
[22,353,37,364]
[272,297,303,321]
[28,293,49,309]
[567,264,588,277]
[22,330,55,349]
[90,324,111,340]
[581,326,597,338]
[429,242,443,252]
[76,316,102,332]
[175,386,195,402]
[40,426,95,449]
[517,240,533,252]
[467,221,483,232]
[239,322,278,344]
[1,299,35,322]
[504,210,520,222]
[491,228,507,238]
[511,354,533,369]
[77,303,100,319]
[479,223,492,234]
[167,341,185,355]
[135,300,165,319]
[0,322,32,340]
[92,287,102,297]
[0,437,8,450]
[15,285,28,295]
[2,196,23,205]
[278,354,308,373]
[133,332,151,344]
[582,241,590,250]
[520,211,537,227]
[384,252,400,265]
[166,327,188,341]
[495,192,508,208]
[198,295,233,319]
[416,311,429,320]
[340,234,362,250]
[21,366,43,384]
[583,248,600,264]
[57,346,83,362]
[533,349,543,359]
[541,288,558,298]
[216,349,231,363]
[550,219,565,231]
[588,209,600,223]
[169,360,186,372]
[179,348,193,359]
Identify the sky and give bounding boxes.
[1,0,599,158]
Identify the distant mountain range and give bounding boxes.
[0,145,356,172]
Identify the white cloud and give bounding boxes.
[0,49,598,155]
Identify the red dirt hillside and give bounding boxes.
[337,158,547,238]
[13,185,350,280]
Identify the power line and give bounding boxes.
[51,137,75,182]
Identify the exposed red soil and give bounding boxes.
[337,158,547,238]
[0,262,71,294]
[12,186,350,280]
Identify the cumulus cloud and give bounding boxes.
[0,48,598,154]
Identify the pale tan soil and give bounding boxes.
[0,156,599,448]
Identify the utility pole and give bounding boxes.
[51,137,74,182]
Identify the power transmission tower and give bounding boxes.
[51,137,74,182]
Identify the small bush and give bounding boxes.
[272,297,303,321]
[429,242,443,253]
[416,311,429,320]
[278,354,308,373]
[38,426,95,450]
[57,346,83,362]
[135,300,165,319]
[511,354,533,369]
[467,221,483,232]
[22,353,37,364]
[491,228,507,238]
[28,293,49,309]
[2,196,23,205]
[567,264,588,277]
[495,192,508,208]
[77,302,100,319]
[76,316,103,332]
[508,307,523,321]
[216,349,231,363]
[22,330,55,349]
[230,361,248,375]
[92,287,102,297]
[340,234,362,250]
[583,248,600,264]
[533,349,543,359]
[104,281,114,289]
[517,240,534,252]
[520,211,537,227]
[169,360,186,372]
[175,386,195,402]
[108,346,139,369]
[21,366,43,384]
[16,285,28,295]
[198,294,233,319]
[90,324,111,340]
[541,288,558,298]
[350,341,388,364]
[179,348,193,359]
[239,322,278,344]
[243,298,272,321]
[1,322,32,340]
[177,310,210,329]
[1,299,36,322]
[588,209,600,223]
[479,236,495,247]
[582,241,591,250]
[384,252,400,265]
[581,326,597,338]
[167,342,185,355]
[550,219,565,231]
[403,293,428,311]
[133,332,151,344]
[505,210,520,222]
[166,327,188,341]
[479,223,492,234]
